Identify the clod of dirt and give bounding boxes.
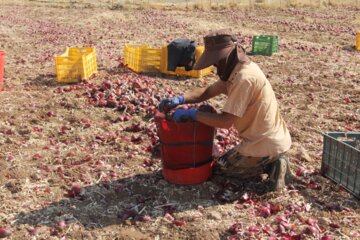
[207,211,222,220]
[5,181,22,194]
[298,146,312,162]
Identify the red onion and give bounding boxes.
[0,228,11,238]
[321,234,333,240]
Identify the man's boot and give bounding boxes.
[268,154,292,191]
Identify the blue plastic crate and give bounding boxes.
[321,132,360,199]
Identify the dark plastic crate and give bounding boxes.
[251,35,278,56]
[321,132,360,199]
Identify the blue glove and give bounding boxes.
[158,95,185,112]
[173,108,197,122]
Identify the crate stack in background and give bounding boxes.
[160,45,211,78]
[123,44,162,73]
[54,47,98,83]
[124,44,212,78]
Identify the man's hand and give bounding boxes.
[173,108,197,122]
[158,95,185,112]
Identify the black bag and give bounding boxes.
[167,38,196,72]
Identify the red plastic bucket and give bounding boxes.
[162,161,214,185]
[156,119,215,185]
[0,51,4,92]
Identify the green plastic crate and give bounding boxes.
[251,35,278,56]
[321,132,360,199]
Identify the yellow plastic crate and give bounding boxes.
[54,47,98,83]
[160,46,212,78]
[124,44,161,73]
[356,31,360,51]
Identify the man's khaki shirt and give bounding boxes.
[212,61,292,157]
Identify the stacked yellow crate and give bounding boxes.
[160,46,212,78]
[124,44,212,78]
[54,47,97,83]
[124,44,161,73]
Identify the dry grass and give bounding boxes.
[1,0,359,10]
[0,1,359,240]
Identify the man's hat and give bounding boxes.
[193,29,237,70]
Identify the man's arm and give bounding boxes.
[196,111,237,129]
[184,81,226,104]
[183,81,235,129]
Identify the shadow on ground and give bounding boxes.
[105,64,215,81]
[291,170,360,212]
[29,64,212,90]
[15,170,271,229]
[29,73,86,88]
[342,45,359,53]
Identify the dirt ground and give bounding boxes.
[0,1,359,240]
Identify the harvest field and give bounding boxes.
[0,1,359,239]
